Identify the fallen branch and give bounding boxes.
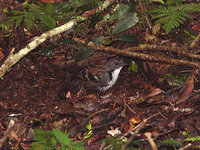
[0,20,76,78]
[125,44,200,60]
[121,114,159,150]
[121,119,147,150]
[88,42,200,69]
[0,0,115,78]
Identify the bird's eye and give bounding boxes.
[115,62,118,65]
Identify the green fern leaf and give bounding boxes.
[184,136,200,142]
[3,17,18,31]
[24,15,35,31]
[15,15,23,29]
[149,1,200,34]
[45,3,55,15]
[26,3,44,15]
[40,15,56,29]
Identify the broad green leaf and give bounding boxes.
[109,4,132,21]
[86,123,92,130]
[182,131,190,138]
[115,34,138,43]
[113,13,139,34]
[52,129,71,146]
[92,36,106,44]
[75,45,96,62]
[3,8,8,13]
[128,61,138,72]
[70,141,85,150]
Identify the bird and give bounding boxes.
[79,57,127,92]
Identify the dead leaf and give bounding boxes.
[145,31,159,42]
[107,127,121,136]
[66,91,71,99]
[180,74,194,99]
[0,47,4,61]
[129,117,141,130]
[152,23,161,35]
[144,88,165,99]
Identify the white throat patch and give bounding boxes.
[101,66,123,91]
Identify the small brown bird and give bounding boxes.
[80,57,127,92]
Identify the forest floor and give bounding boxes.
[0,0,200,150]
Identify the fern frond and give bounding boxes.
[24,15,35,31]
[1,1,77,32]
[166,0,187,5]
[40,15,56,29]
[149,1,200,34]
[45,3,56,15]
[184,136,200,142]
[15,16,23,29]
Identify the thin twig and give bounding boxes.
[0,0,115,78]
[121,113,159,150]
[0,120,15,149]
[123,94,136,114]
[144,132,158,150]
[178,143,192,150]
[121,119,147,150]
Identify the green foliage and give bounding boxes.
[102,137,125,150]
[74,2,139,61]
[109,4,133,21]
[101,137,142,150]
[161,139,182,147]
[149,0,200,34]
[182,130,190,138]
[128,61,138,72]
[184,30,196,43]
[112,13,139,34]
[165,73,187,86]
[30,129,85,150]
[114,34,138,43]
[75,45,96,62]
[83,123,93,140]
[110,3,138,35]
[0,0,92,32]
[184,136,200,142]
